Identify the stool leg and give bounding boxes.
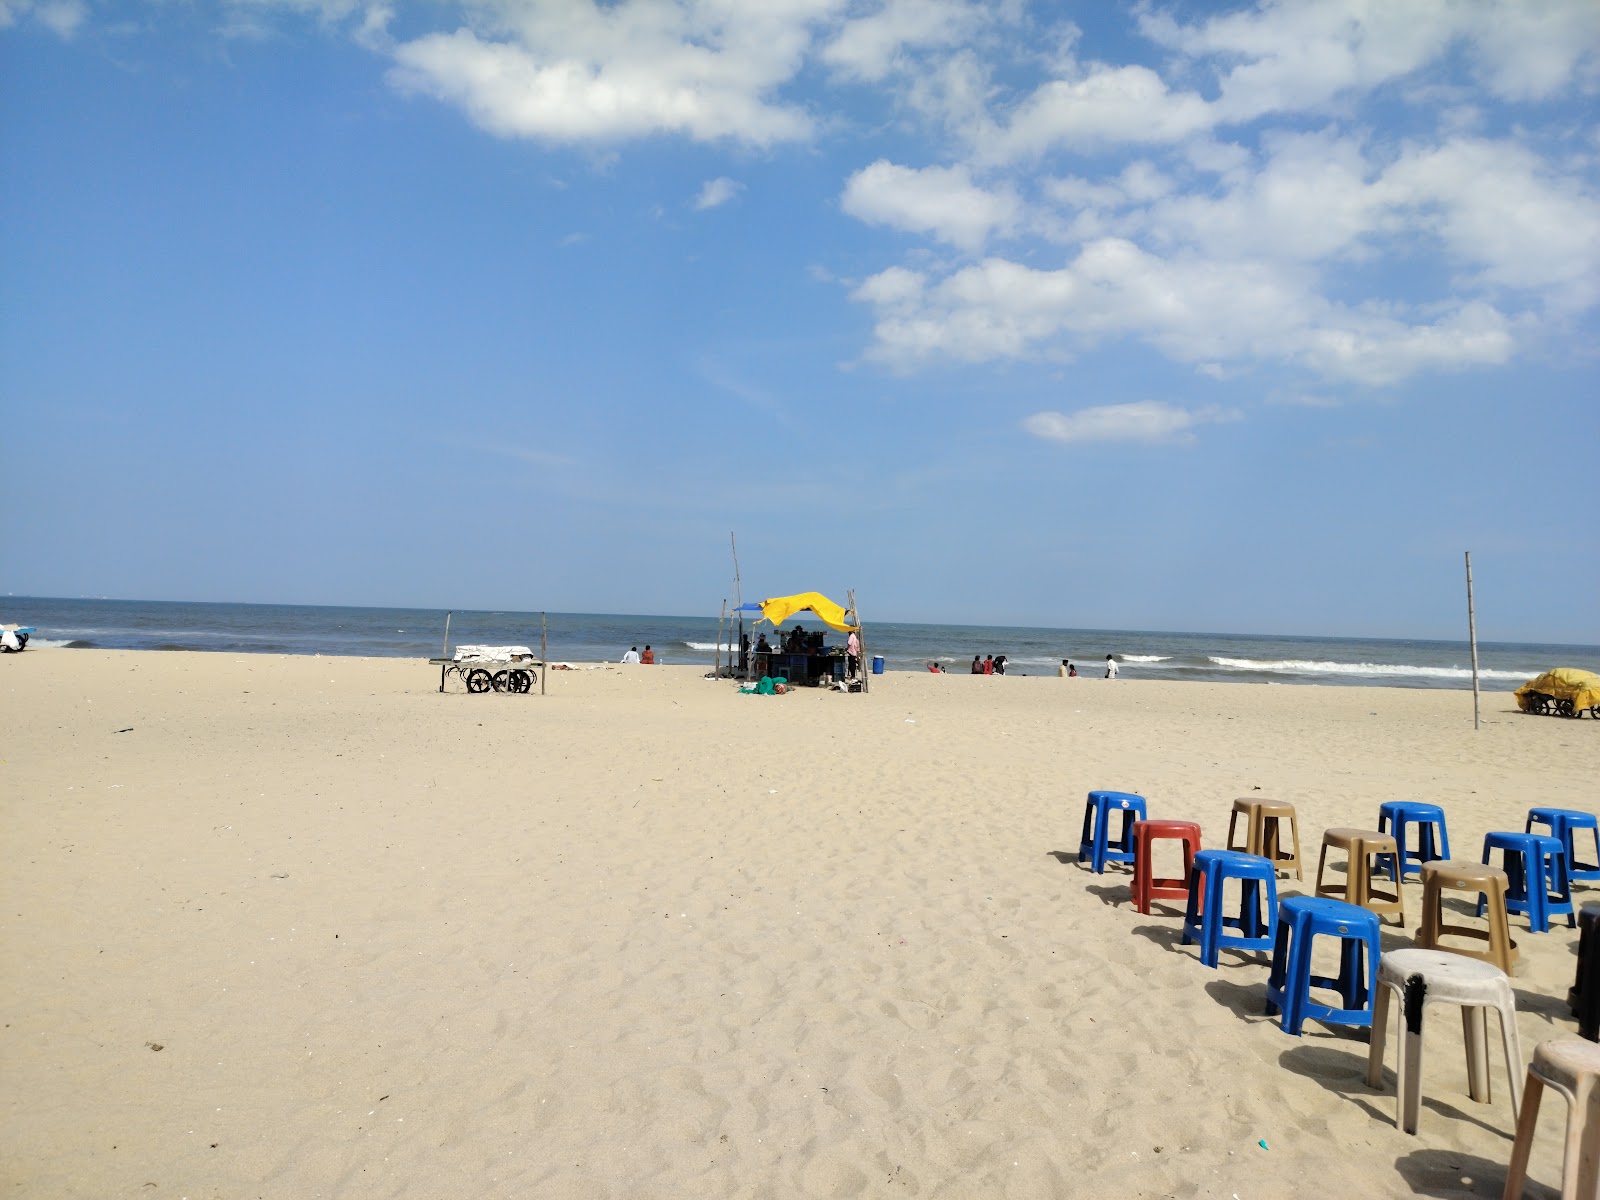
[1265,917,1290,1019]
[1401,979,1427,1139]
[1502,1071,1543,1200]
[1573,1077,1600,1200]
[1496,998,1524,1117]
[1289,817,1304,881]
[1367,981,1392,1091]
[1464,1004,1491,1104]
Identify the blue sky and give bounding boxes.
[2,0,1597,642]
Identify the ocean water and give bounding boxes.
[5,596,1595,691]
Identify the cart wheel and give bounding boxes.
[492,670,510,692]
[508,669,532,693]
[1558,698,1577,718]
[467,669,492,694]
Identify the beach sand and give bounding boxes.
[3,649,1597,1198]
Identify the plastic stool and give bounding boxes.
[1130,819,1202,915]
[1264,896,1381,1035]
[1529,808,1600,884]
[1503,1037,1600,1200]
[1078,790,1147,874]
[1366,948,1523,1135]
[1417,860,1518,973]
[1315,827,1406,926]
[1181,849,1279,968]
[1377,801,1451,879]
[1226,797,1303,880]
[1569,903,1600,1042]
[1482,831,1576,933]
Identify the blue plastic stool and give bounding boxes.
[1528,808,1600,883]
[1264,896,1382,1035]
[1078,790,1147,874]
[1481,831,1575,933]
[1376,801,1451,879]
[1181,849,1279,968]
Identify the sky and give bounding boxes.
[1,0,1597,643]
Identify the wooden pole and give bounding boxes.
[716,599,727,677]
[850,588,867,695]
[1466,551,1480,730]
[540,612,548,696]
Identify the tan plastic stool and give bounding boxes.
[1317,828,1406,926]
[1255,799,1303,881]
[1226,798,1302,879]
[1226,799,1260,854]
[1417,860,1518,974]
[1503,1037,1600,1199]
[1366,948,1523,1135]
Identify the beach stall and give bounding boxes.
[735,591,868,692]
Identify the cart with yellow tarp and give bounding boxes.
[1515,668,1600,718]
[733,590,868,692]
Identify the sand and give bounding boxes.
[2,649,1597,1198]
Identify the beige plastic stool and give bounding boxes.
[1366,948,1523,1135]
[1503,1037,1600,1199]
[1226,798,1302,880]
[1226,798,1261,854]
[1418,860,1519,974]
[1317,827,1405,926]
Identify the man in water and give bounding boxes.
[621,646,641,664]
[1105,654,1118,679]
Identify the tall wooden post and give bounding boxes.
[849,588,867,695]
[1466,552,1480,730]
[540,612,548,696]
[716,600,727,677]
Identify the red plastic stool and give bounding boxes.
[1132,819,1203,914]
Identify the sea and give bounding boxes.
[4,596,1595,691]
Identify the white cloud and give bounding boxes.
[979,65,1214,160]
[820,0,986,82]
[694,177,743,210]
[841,160,1020,251]
[387,1,837,147]
[1022,401,1241,445]
[854,238,1517,384]
[1,0,86,36]
[1141,0,1600,117]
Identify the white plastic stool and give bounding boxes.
[1366,948,1524,1135]
[1504,1037,1600,1200]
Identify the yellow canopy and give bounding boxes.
[755,592,859,633]
[1515,668,1600,713]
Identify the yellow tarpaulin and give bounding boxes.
[756,592,859,633]
[1515,668,1600,714]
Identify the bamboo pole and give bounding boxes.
[439,611,453,693]
[1466,551,1480,730]
[850,588,867,695]
[540,612,548,696]
[716,599,727,677]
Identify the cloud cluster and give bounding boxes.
[27,0,1597,442]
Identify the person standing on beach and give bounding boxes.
[1105,654,1118,679]
[1058,659,1071,678]
[640,645,655,664]
[971,655,983,674]
[621,646,641,664]
[846,627,861,678]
